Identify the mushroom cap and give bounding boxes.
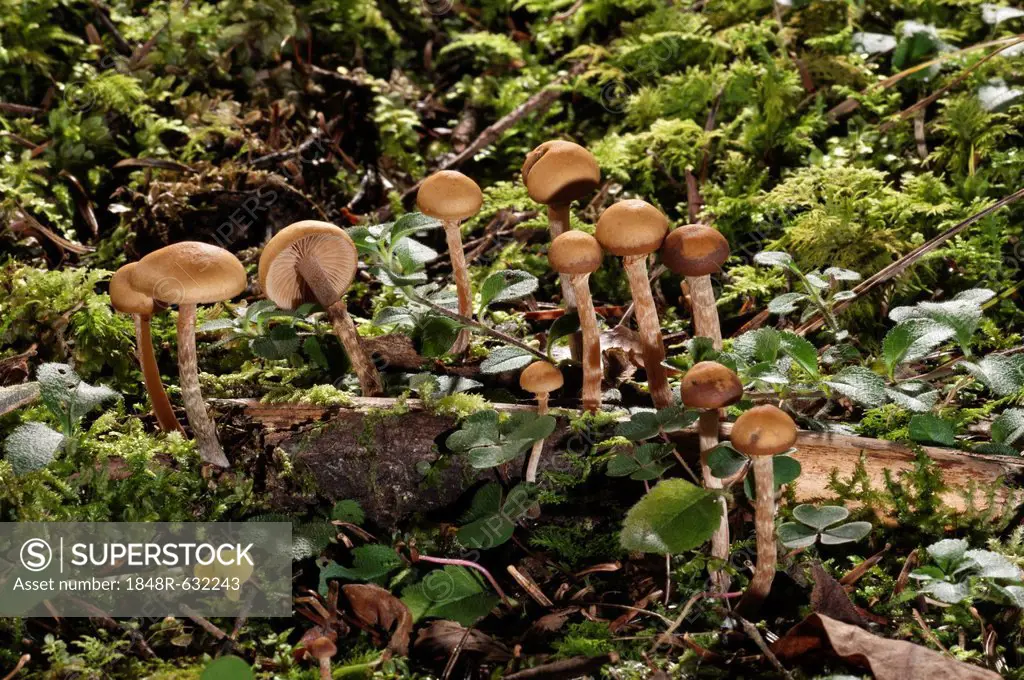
[131,242,246,306]
[595,200,669,257]
[521,140,600,205]
[730,405,797,457]
[416,170,483,221]
[549,230,603,275]
[258,221,358,310]
[519,361,564,395]
[661,224,730,277]
[680,361,743,409]
[307,636,337,659]
[109,263,155,315]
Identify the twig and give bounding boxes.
[507,565,553,607]
[89,0,134,54]
[441,624,474,680]
[0,102,44,116]
[839,543,890,586]
[650,591,741,653]
[410,293,547,360]
[181,605,228,640]
[503,652,619,680]
[912,608,954,658]
[738,617,792,680]
[248,128,328,168]
[416,554,511,605]
[2,655,30,680]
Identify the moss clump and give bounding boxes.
[261,383,354,407]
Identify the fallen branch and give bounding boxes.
[503,652,619,680]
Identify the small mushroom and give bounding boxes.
[680,361,742,591]
[519,361,563,487]
[131,242,246,468]
[306,636,337,680]
[548,231,603,412]
[730,404,797,614]
[417,170,483,355]
[523,141,600,356]
[260,221,383,396]
[661,224,730,348]
[109,263,183,434]
[595,200,672,408]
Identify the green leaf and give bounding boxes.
[656,405,699,433]
[374,306,416,328]
[744,455,801,499]
[706,444,746,478]
[882,319,956,374]
[303,336,330,370]
[250,324,300,360]
[446,411,500,452]
[607,443,674,480]
[479,270,539,308]
[547,312,580,353]
[687,337,719,363]
[908,414,957,447]
[991,409,1024,448]
[734,328,781,364]
[753,251,793,268]
[963,549,1021,580]
[825,366,886,407]
[319,544,403,591]
[619,479,722,554]
[390,212,442,244]
[822,266,862,282]
[331,500,365,524]
[416,315,461,358]
[505,413,556,443]
[852,31,897,55]
[820,521,872,545]
[927,538,968,566]
[792,504,848,530]
[393,237,438,271]
[201,655,253,680]
[767,292,807,315]
[480,346,535,374]
[778,522,819,549]
[3,422,65,475]
[616,411,661,441]
[458,484,537,549]
[779,332,819,377]
[401,566,499,625]
[960,355,1024,397]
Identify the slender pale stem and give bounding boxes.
[297,256,384,396]
[623,255,672,408]
[549,203,581,361]
[741,455,777,615]
[177,304,229,467]
[317,658,331,680]
[443,220,472,355]
[685,275,722,348]
[569,274,601,412]
[135,315,183,434]
[416,554,511,604]
[525,392,549,484]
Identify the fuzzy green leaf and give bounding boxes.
[319,544,403,592]
[825,366,886,407]
[401,565,499,625]
[480,346,535,374]
[908,414,957,447]
[620,479,722,554]
[792,504,848,530]
[3,422,65,475]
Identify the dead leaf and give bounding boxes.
[772,613,1001,680]
[342,584,413,657]
[362,334,426,371]
[413,620,511,666]
[809,562,866,626]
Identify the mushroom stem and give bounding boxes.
[176,304,229,467]
[134,314,184,434]
[742,455,777,614]
[525,392,550,485]
[548,204,581,359]
[297,256,384,396]
[569,274,602,412]
[698,410,730,592]
[443,220,472,355]
[622,255,672,408]
[317,657,331,680]
[685,275,722,348]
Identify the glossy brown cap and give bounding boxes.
[549,231,603,275]
[595,200,668,257]
[730,405,797,457]
[307,636,337,660]
[416,171,483,221]
[519,361,564,395]
[131,242,246,306]
[522,140,600,205]
[109,263,155,315]
[661,224,730,277]
[680,361,743,409]
[259,221,358,310]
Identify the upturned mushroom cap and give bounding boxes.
[549,231,603,275]
[259,221,358,310]
[680,361,743,409]
[595,200,669,257]
[521,140,600,206]
[520,361,564,395]
[416,171,483,221]
[110,263,155,315]
[131,242,246,306]
[730,405,797,457]
[661,224,730,277]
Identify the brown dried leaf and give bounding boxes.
[413,620,511,665]
[809,562,866,627]
[772,614,1001,680]
[342,584,413,657]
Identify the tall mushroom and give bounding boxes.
[548,231,603,412]
[109,263,183,434]
[131,242,246,467]
[259,221,383,397]
[661,224,729,348]
[680,361,742,591]
[519,361,563,487]
[594,200,672,408]
[730,404,797,614]
[522,141,600,357]
[416,171,483,355]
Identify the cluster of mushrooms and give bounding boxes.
[110,139,801,608]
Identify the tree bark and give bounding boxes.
[623,255,672,408]
[177,304,229,467]
[443,221,472,355]
[570,274,601,412]
[135,314,183,434]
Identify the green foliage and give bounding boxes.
[552,621,615,659]
[619,479,722,554]
[777,504,872,549]
[446,409,555,469]
[401,565,499,625]
[529,521,623,568]
[910,538,1024,606]
[457,482,537,550]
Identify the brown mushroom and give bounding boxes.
[109,264,183,435]
[661,224,730,348]
[680,361,742,591]
[523,141,600,356]
[417,171,483,355]
[131,242,246,467]
[548,231,603,412]
[306,636,336,680]
[594,200,672,408]
[730,404,797,614]
[519,361,563,487]
[260,221,383,396]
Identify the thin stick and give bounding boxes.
[913,608,954,657]
[738,616,792,679]
[507,565,553,607]
[410,293,547,360]
[416,554,511,605]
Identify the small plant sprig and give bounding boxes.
[910,538,1024,607]
[777,504,872,549]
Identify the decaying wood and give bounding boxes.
[213,398,1024,524]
